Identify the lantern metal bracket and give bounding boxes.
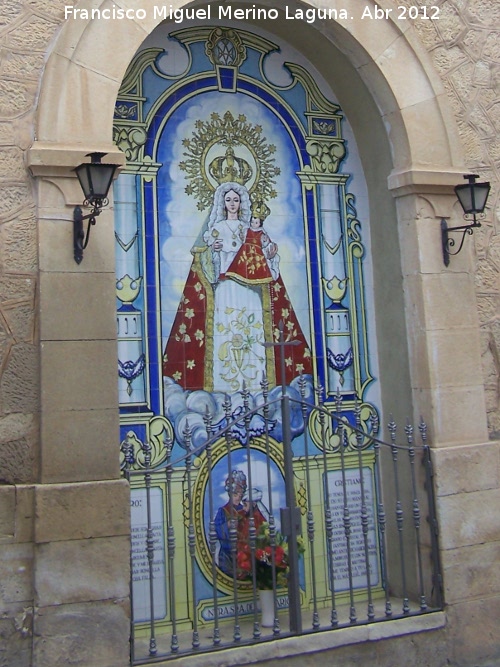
[441,174,490,267]
[72,151,118,264]
[441,217,480,267]
[73,199,108,264]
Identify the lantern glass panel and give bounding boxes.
[455,181,490,214]
[75,163,92,200]
[89,164,117,199]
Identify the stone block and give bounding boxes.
[36,216,81,273]
[40,340,118,412]
[399,96,454,168]
[437,487,500,550]
[1,342,39,414]
[419,272,480,332]
[72,5,147,83]
[0,435,38,485]
[434,328,484,388]
[0,608,33,667]
[372,626,448,667]
[2,300,36,344]
[0,542,34,613]
[34,479,130,543]
[195,614,447,667]
[13,485,35,544]
[38,203,117,273]
[41,408,119,483]
[410,327,485,391]
[37,55,121,145]
[442,542,500,603]
[336,0,410,69]
[0,80,36,125]
[33,599,130,667]
[40,272,117,341]
[0,274,36,304]
[35,536,129,606]
[0,414,39,485]
[0,485,15,538]
[446,597,500,667]
[432,441,500,496]
[401,205,445,276]
[376,33,438,110]
[427,385,489,447]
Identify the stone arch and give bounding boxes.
[33,0,461,174]
[28,0,488,470]
[23,5,494,664]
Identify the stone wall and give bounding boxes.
[0,1,61,651]
[0,0,67,484]
[0,1,499,666]
[1,1,499,481]
[410,0,500,435]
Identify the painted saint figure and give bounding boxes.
[214,470,267,578]
[163,181,312,393]
[225,201,279,282]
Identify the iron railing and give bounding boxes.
[124,387,443,665]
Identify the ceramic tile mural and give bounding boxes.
[115,22,382,623]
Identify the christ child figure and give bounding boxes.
[226,201,279,283]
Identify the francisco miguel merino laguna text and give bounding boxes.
[64,4,351,23]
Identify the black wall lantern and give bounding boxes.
[441,174,491,266]
[73,152,119,264]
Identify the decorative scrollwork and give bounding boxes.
[119,416,174,470]
[206,27,246,68]
[113,126,147,163]
[118,354,146,396]
[346,193,362,244]
[308,402,379,453]
[115,103,138,120]
[179,111,280,211]
[327,348,354,387]
[305,138,345,175]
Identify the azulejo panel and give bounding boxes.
[115,21,381,626]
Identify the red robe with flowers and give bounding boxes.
[163,228,312,391]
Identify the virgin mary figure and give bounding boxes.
[163,181,312,393]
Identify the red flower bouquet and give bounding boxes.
[237,522,304,590]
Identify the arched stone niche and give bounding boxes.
[24,4,493,664]
[28,0,488,470]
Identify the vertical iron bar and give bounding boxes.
[278,332,302,635]
[354,402,374,620]
[242,382,261,640]
[204,409,221,646]
[143,441,157,656]
[405,420,427,611]
[123,445,136,665]
[125,469,136,665]
[223,395,242,642]
[388,418,409,614]
[300,375,319,630]
[373,434,391,617]
[263,321,302,634]
[318,385,338,627]
[336,392,356,623]
[164,436,178,653]
[261,374,281,635]
[419,420,444,609]
[282,387,302,633]
[183,423,200,649]
[165,438,179,653]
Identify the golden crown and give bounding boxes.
[251,200,270,220]
[208,146,253,186]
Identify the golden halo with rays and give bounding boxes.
[179,111,281,211]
